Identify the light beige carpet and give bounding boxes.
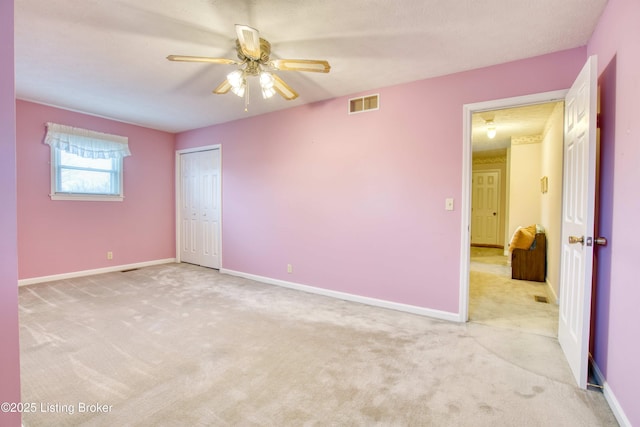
[19,263,617,426]
[469,247,558,337]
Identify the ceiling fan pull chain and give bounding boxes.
[244,82,250,112]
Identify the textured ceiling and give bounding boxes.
[15,0,607,133]
[472,102,563,152]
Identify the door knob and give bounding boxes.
[594,237,608,246]
[493,212,497,216]
[568,235,584,245]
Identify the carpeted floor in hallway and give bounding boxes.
[469,246,558,337]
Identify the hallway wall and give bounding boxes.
[507,140,542,239]
[540,102,564,299]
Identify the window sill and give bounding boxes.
[50,194,124,202]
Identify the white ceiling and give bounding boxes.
[472,102,563,152]
[15,0,607,133]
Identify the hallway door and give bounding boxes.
[180,149,221,269]
[471,170,501,246]
[558,55,598,389]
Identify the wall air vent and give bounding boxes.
[349,94,379,114]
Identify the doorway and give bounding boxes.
[176,145,222,269]
[462,57,601,389]
[461,93,567,338]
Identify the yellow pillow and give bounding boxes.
[509,225,537,251]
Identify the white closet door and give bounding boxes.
[180,149,221,269]
[198,149,221,269]
[180,152,200,265]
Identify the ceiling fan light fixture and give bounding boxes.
[167,24,329,105]
[259,71,275,88]
[486,120,497,139]
[261,86,276,99]
[227,69,247,98]
[231,85,246,98]
[228,69,245,85]
[259,72,276,99]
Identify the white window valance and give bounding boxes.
[44,122,131,159]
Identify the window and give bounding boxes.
[53,149,122,197]
[45,123,131,201]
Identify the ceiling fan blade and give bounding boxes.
[235,24,261,60]
[272,74,299,100]
[271,59,331,73]
[167,55,239,65]
[213,79,232,95]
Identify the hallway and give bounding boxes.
[469,246,558,337]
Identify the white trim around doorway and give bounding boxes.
[458,90,567,322]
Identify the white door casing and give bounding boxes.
[558,55,598,389]
[460,90,568,323]
[471,170,500,245]
[179,148,221,269]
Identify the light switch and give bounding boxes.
[445,198,454,211]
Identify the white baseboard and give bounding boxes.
[18,258,177,286]
[546,279,559,304]
[220,268,461,323]
[591,360,632,427]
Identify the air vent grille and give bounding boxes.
[349,94,379,114]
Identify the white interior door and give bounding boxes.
[558,55,598,389]
[471,170,500,245]
[199,149,221,269]
[180,153,199,265]
[180,149,221,269]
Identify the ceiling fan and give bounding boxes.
[167,24,330,105]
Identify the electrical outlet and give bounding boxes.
[287,264,293,274]
[107,251,113,260]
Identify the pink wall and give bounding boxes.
[0,1,22,425]
[3,2,635,423]
[177,47,586,314]
[588,0,640,424]
[16,101,177,279]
